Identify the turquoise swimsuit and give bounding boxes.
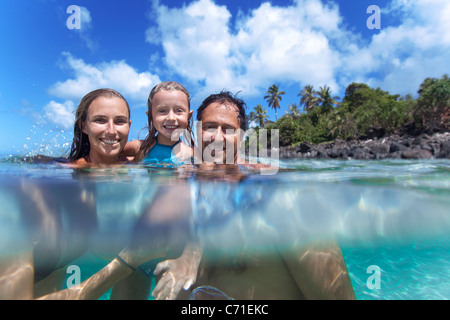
[142,140,183,166]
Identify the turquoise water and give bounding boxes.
[1,158,449,299]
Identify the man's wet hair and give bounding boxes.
[196,91,248,131]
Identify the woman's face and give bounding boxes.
[82,96,131,164]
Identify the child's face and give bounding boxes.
[150,89,192,145]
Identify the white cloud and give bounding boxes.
[78,6,97,51]
[348,0,450,95]
[147,0,343,97]
[233,0,342,92]
[48,52,161,103]
[146,0,450,98]
[148,0,234,95]
[79,6,92,28]
[43,101,75,130]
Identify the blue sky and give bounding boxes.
[1,0,449,156]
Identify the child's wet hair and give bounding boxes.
[137,81,194,161]
[148,81,191,111]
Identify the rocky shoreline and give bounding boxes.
[278,131,450,160]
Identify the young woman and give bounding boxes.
[69,88,132,166]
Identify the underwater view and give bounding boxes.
[1,157,449,300]
[2,0,450,304]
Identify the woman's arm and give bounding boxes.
[37,256,135,300]
[37,245,167,301]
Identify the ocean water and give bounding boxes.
[0,157,449,300]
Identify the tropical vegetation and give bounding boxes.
[264,84,285,120]
[249,104,269,128]
[252,76,450,147]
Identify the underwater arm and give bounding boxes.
[37,246,167,300]
[0,251,34,300]
[152,241,203,300]
[37,256,135,300]
[281,240,356,300]
[0,249,129,301]
[144,181,199,300]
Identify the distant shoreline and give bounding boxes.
[278,131,450,160]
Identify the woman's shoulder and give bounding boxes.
[66,157,89,169]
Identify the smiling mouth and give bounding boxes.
[164,125,179,130]
[100,139,120,145]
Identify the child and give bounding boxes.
[123,81,194,166]
[111,82,202,300]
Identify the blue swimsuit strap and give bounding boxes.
[152,139,181,150]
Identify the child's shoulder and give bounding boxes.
[126,139,144,148]
[123,139,145,155]
[179,141,194,155]
[173,141,194,162]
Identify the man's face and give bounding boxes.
[199,101,242,164]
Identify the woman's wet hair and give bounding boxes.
[136,81,194,161]
[69,88,130,161]
[196,91,248,131]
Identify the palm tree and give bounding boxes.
[298,85,318,112]
[316,86,340,113]
[264,84,285,120]
[249,104,269,128]
[285,103,301,119]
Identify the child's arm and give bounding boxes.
[121,140,142,157]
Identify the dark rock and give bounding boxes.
[366,141,390,155]
[278,132,449,160]
[439,141,450,158]
[389,142,407,153]
[299,142,312,153]
[351,147,370,160]
[413,133,431,145]
[401,149,433,159]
